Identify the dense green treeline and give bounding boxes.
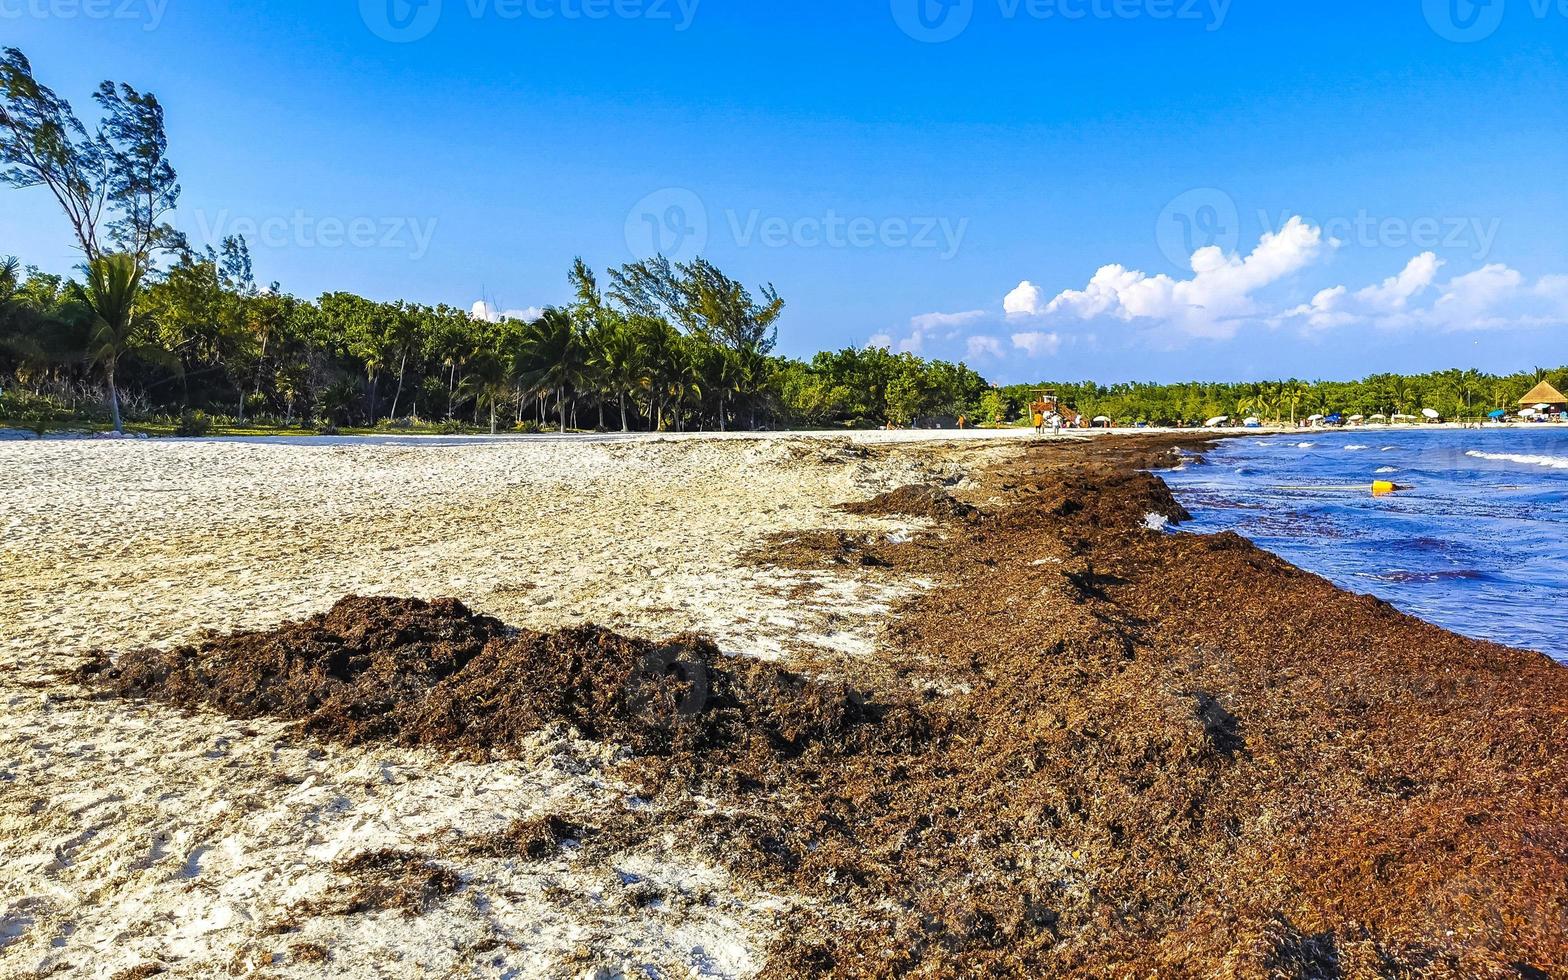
[986,370,1568,428]
[0,249,993,433]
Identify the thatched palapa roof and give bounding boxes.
[1519,381,1567,407]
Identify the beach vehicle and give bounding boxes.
[1244,417,1262,428]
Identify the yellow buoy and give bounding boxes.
[1371,480,1397,496]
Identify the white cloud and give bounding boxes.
[1432,264,1525,328]
[1011,331,1061,357]
[472,300,544,323]
[866,332,894,350]
[911,310,986,332]
[1291,252,1445,329]
[966,335,1004,359]
[1285,256,1568,333]
[1358,251,1443,311]
[1006,217,1329,339]
[1003,281,1043,317]
[1537,275,1568,309]
[885,310,988,354]
[1003,216,1567,340]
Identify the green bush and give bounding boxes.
[175,410,212,437]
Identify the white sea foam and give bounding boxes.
[1465,450,1568,470]
[1376,466,1399,474]
[1296,442,1316,449]
[1345,445,1370,451]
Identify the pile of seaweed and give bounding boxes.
[76,434,1568,978]
[76,596,925,768]
[734,437,1568,978]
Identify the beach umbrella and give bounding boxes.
[1370,413,1388,420]
[1326,413,1344,424]
[1488,410,1507,419]
[1204,415,1228,428]
[1308,414,1325,423]
[1093,415,1112,424]
[1520,408,1539,417]
[1348,415,1365,422]
[1422,408,1441,420]
[1536,404,1554,412]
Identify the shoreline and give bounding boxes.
[6,433,1566,976]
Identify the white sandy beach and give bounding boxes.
[0,433,1017,979]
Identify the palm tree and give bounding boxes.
[591,315,645,432]
[73,253,145,433]
[517,308,583,433]
[1283,380,1309,427]
[0,255,18,301]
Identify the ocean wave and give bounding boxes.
[1465,450,1568,470]
[1370,569,1489,584]
[1345,445,1370,451]
[1296,442,1316,449]
[1376,466,1399,474]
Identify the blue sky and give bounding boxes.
[3,0,1565,382]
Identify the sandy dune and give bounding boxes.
[0,434,1013,979]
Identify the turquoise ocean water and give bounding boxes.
[1164,428,1568,663]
